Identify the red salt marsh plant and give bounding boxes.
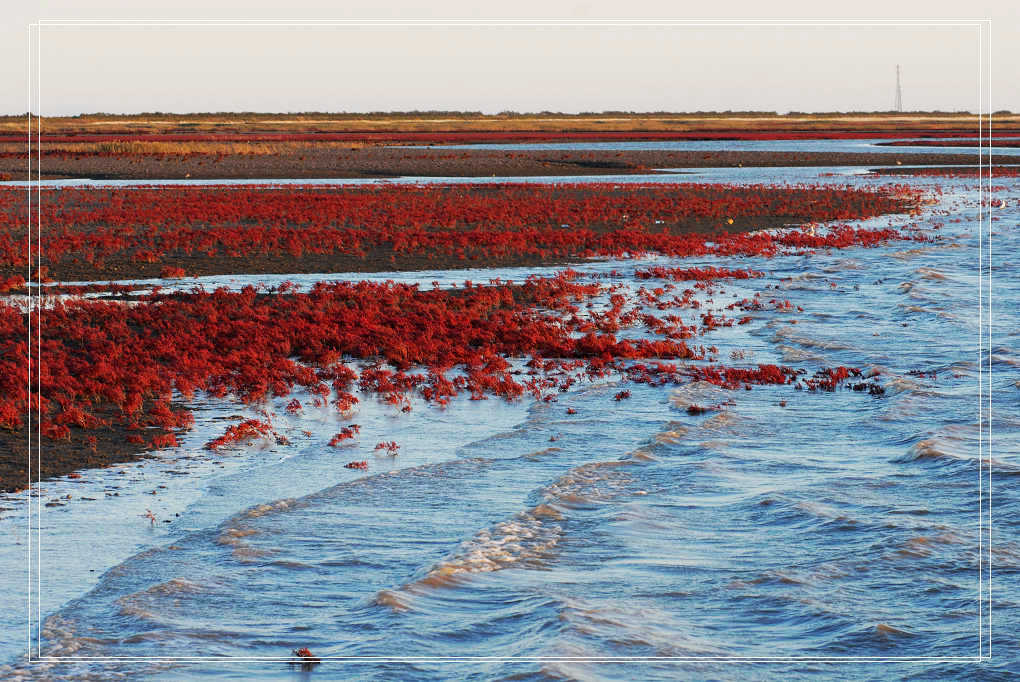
[0,275,25,292]
[159,266,188,279]
[328,424,361,447]
[634,266,764,281]
[0,183,923,276]
[0,268,889,460]
[204,419,273,451]
[2,272,699,450]
[374,441,400,456]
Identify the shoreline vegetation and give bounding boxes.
[2,110,1015,135]
[0,111,981,491]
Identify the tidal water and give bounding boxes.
[0,162,1015,680]
[408,137,1020,156]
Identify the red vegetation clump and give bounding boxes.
[0,275,25,292]
[374,441,400,456]
[728,294,798,313]
[328,424,361,447]
[681,363,800,390]
[290,647,321,666]
[2,272,706,448]
[204,419,274,451]
[159,266,188,279]
[802,366,862,392]
[149,432,180,449]
[635,266,763,281]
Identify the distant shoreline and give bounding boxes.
[3,110,1015,135]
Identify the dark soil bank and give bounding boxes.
[0,411,186,493]
[3,147,981,181]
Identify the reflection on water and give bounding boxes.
[0,163,1015,681]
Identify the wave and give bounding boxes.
[771,324,853,350]
[888,243,962,260]
[669,381,732,410]
[778,344,827,364]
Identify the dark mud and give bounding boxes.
[0,406,187,493]
[2,147,982,181]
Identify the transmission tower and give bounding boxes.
[894,65,903,112]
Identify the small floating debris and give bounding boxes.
[290,647,321,668]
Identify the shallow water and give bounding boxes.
[0,164,899,189]
[416,137,1020,156]
[1,163,1016,680]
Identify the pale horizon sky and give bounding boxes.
[4,2,1017,116]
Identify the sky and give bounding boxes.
[3,1,1018,116]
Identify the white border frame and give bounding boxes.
[24,17,993,668]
